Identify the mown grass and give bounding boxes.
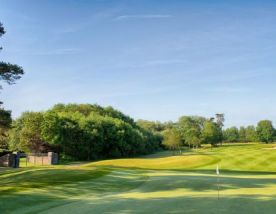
[87,143,276,172]
[2,143,276,213]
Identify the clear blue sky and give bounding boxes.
[0,0,276,127]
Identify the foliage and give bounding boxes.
[239,126,246,142]
[201,121,223,146]
[223,125,258,143]
[136,120,164,132]
[9,104,162,160]
[177,116,204,148]
[0,22,24,149]
[9,112,45,152]
[0,22,24,88]
[223,127,240,142]
[0,109,12,149]
[162,128,182,150]
[256,120,275,143]
[215,113,225,128]
[245,125,258,142]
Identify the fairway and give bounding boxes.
[1,143,276,213]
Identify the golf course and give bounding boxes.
[1,143,276,214]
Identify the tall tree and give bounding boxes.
[0,22,24,133]
[256,120,275,143]
[178,116,205,148]
[201,121,223,147]
[162,128,182,151]
[0,22,24,89]
[215,113,225,128]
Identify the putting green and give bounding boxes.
[1,143,276,213]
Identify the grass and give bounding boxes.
[2,143,276,213]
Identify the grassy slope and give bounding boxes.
[1,143,276,213]
[88,143,276,172]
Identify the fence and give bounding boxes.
[25,152,58,166]
[0,152,58,168]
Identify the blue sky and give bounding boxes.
[0,0,276,127]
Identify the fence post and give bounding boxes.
[14,153,20,168]
[48,152,53,165]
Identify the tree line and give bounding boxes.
[138,116,276,150]
[7,104,162,160]
[138,114,224,150]
[223,120,275,143]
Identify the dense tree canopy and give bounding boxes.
[162,128,182,151]
[177,116,205,148]
[256,120,275,143]
[223,127,240,142]
[9,104,162,160]
[245,125,258,142]
[201,120,223,146]
[136,120,165,133]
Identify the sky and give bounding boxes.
[0,0,276,127]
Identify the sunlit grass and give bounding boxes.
[87,154,218,169]
[2,143,276,213]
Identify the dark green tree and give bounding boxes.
[201,121,223,146]
[256,120,274,143]
[0,22,24,143]
[10,104,162,160]
[178,116,205,148]
[0,22,24,89]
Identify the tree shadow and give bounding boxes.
[2,167,276,213]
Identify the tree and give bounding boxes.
[239,126,246,142]
[215,113,225,128]
[9,112,45,153]
[0,109,12,149]
[256,120,275,143]
[245,125,257,142]
[0,22,24,88]
[223,127,239,142]
[162,128,182,151]
[178,116,205,148]
[0,22,24,141]
[136,120,164,132]
[201,121,223,146]
[10,104,162,160]
[215,114,224,145]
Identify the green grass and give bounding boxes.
[2,143,276,213]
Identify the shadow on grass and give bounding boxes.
[2,166,276,213]
[2,190,276,214]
